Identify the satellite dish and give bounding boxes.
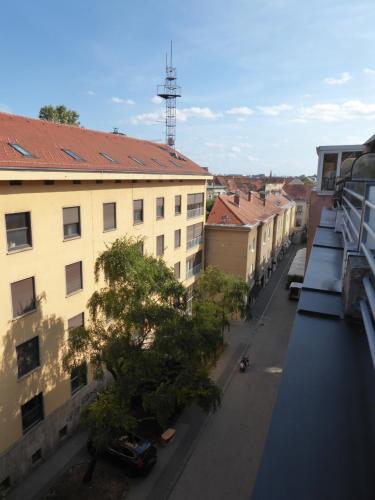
[352,153,375,180]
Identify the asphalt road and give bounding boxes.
[127,245,301,500]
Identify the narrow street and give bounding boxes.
[126,245,301,500]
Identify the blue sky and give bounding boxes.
[1,0,375,176]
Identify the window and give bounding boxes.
[31,449,42,464]
[59,425,68,439]
[16,337,40,378]
[156,197,164,219]
[133,199,143,224]
[6,212,32,251]
[187,193,204,219]
[128,155,145,166]
[65,262,83,295]
[321,153,338,191]
[11,277,36,318]
[187,223,203,249]
[71,363,87,395]
[174,262,181,279]
[186,251,202,279]
[296,205,303,215]
[151,158,166,168]
[63,207,81,239]
[21,393,44,433]
[100,152,117,163]
[252,237,256,252]
[263,231,266,244]
[103,203,116,231]
[175,195,182,215]
[156,235,164,256]
[9,143,33,157]
[170,159,183,168]
[68,313,84,331]
[175,229,181,249]
[62,148,84,161]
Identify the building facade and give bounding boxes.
[0,112,210,490]
[205,189,295,291]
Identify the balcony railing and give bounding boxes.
[187,206,204,219]
[186,235,203,250]
[186,263,202,279]
[341,180,375,369]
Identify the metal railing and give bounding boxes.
[186,235,203,250]
[187,206,204,219]
[341,180,375,369]
[186,263,202,279]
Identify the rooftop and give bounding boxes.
[0,112,209,177]
[207,191,293,227]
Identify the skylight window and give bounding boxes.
[9,143,33,158]
[62,148,84,161]
[128,155,145,166]
[100,152,117,163]
[151,158,166,168]
[170,159,183,168]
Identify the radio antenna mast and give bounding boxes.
[157,41,181,149]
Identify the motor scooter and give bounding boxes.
[239,356,249,372]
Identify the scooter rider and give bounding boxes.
[239,355,250,372]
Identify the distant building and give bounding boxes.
[206,176,227,199]
[205,188,295,291]
[283,178,312,241]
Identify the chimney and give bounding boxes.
[248,191,252,202]
[259,191,266,206]
[234,192,240,207]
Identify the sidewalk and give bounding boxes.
[6,430,87,500]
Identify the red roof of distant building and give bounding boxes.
[0,112,209,176]
[283,181,312,201]
[207,191,293,227]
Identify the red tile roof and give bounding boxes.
[207,191,293,226]
[0,112,209,176]
[283,182,312,201]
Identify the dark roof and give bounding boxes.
[0,112,209,176]
[252,211,375,500]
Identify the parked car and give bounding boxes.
[88,433,157,475]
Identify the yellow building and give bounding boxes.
[205,189,295,289]
[0,112,210,489]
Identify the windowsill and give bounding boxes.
[23,418,44,436]
[71,384,87,397]
[133,221,143,226]
[103,227,117,233]
[156,217,164,221]
[63,235,81,242]
[7,245,33,255]
[175,212,182,216]
[66,288,83,298]
[18,365,41,382]
[12,308,37,322]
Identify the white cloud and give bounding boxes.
[231,146,241,153]
[131,106,221,125]
[291,118,307,124]
[87,90,96,96]
[111,96,135,105]
[258,104,293,116]
[130,111,163,125]
[363,68,375,76]
[299,100,375,122]
[247,155,259,162]
[226,106,254,116]
[176,107,222,122]
[150,96,163,104]
[323,72,352,85]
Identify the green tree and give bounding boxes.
[63,237,221,480]
[194,266,251,339]
[39,105,80,126]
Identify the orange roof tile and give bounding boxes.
[0,112,209,176]
[207,191,293,226]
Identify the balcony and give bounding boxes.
[186,263,201,279]
[186,235,203,250]
[187,206,204,219]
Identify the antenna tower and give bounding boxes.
[157,41,181,149]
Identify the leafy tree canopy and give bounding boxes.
[39,105,80,126]
[63,237,222,446]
